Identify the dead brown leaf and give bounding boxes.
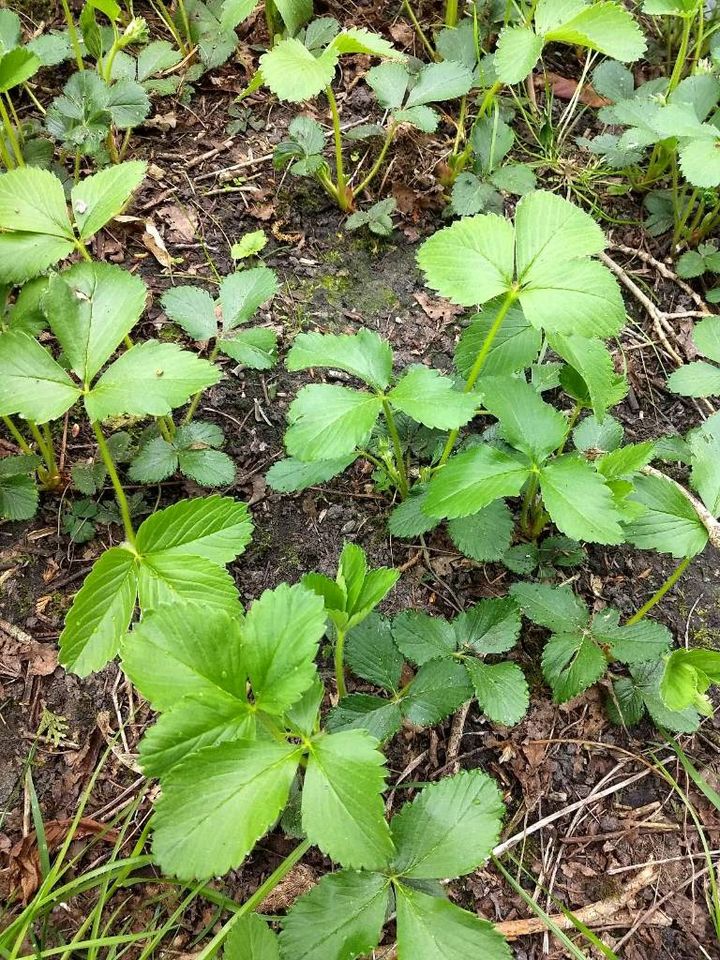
[141,221,180,267]
[413,291,463,324]
[535,72,609,108]
[158,203,198,243]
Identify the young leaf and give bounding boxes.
[137,554,242,614]
[84,341,220,421]
[510,581,589,632]
[494,27,544,84]
[453,597,521,654]
[480,376,566,462]
[225,914,279,960]
[388,366,478,430]
[59,546,138,676]
[467,661,530,725]
[302,729,394,870]
[136,495,253,563]
[424,446,531,520]
[287,329,393,391]
[330,27,402,59]
[447,501,514,563]
[539,455,624,544]
[161,286,218,341]
[280,871,388,960]
[152,739,301,879]
[260,38,339,102]
[550,334,626,419]
[0,330,81,423]
[242,583,327,715]
[392,610,457,665]
[625,473,708,557]
[0,166,73,238]
[219,266,278,329]
[284,385,383,461]
[70,161,146,240]
[391,769,504,879]
[366,60,409,109]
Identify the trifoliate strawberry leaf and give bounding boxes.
[302,729,394,870]
[467,660,529,725]
[591,608,671,664]
[392,610,457,665]
[152,738,301,879]
[510,581,589,632]
[287,329,393,391]
[70,160,146,240]
[219,266,278,329]
[401,659,473,726]
[447,500,514,562]
[625,473,708,557]
[424,445,531,521]
[59,546,138,676]
[388,366,478,430]
[136,495,253,563]
[0,330,81,423]
[550,333,626,419]
[285,385,383,461]
[453,597,521,654]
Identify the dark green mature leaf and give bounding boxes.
[242,583,327,715]
[453,597,521,654]
[510,581,588,632]
[0,471,38,520]
[447,501,514,562]
[129,436,178,483]
[287,329,393,391]
[391,770,504,879]
[467,661,529,725]
[402,659,472,726]
[106,78,150,128]
[392,610,457,665]
[389,366,478,430]
[0,330,80,423]
[540,455,624,544]
[285,385,383,460]
[550,334,626,419]
[346,613,404,690]
[606,675,646,726]
[59,547,138,676]
[326,694,404,741]
[480,376,566,462]
[451,174,502,216]
[395,886,511,960]
[424,446,531,520]
[631,660,700,733]
[405,60,473,107]
[542,631,607,702]
[280,871,388,960]
[152,738,301,879]
[302,730,394,870]
[225,914,279,960]
[136,495,253,564]
[625,473,708,557]
[71,161,146,240]
[389,488,439,538]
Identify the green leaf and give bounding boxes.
[225,914,279,960]
[71,161,146,240]
[453,597,521,654]
[388,366,477,430]
[519,258,624,338]
[136,495,253,563]
[388,488,439,538]
[625,473,708,557]
[540,0,646,62]
[0,330,80,423]
[137,554,241,615]
[139,690,254,778]
[219,328,278,370]
[447,501,514,563]
[489,163,537,196]
[303,730,394,870]
[0,233,76,285]
[597,441,654,480]
[405,60,473,107]
[688,412,720,514]
[542,630,607,702]
[219,266,278,329]
[161,285,218,341]
[152,738,300,879]
[287,329,393,391]
[395,885,511,960]
[327,693,404,741]
[451,174,502,216]
[393,105,439,132]
[366,60,409,109]
[592,609,671,664]
[573,414,624,453]
[424,446,530,520]
[391,770,504,879]
[550,334,626,418]
[467,660,529,725]
[494,26,544,84]
[0,471,38,520]
[85,341,219,421]
[242,583,327,715]
[122,605,245,709]
[129,436,177,483]
[136,39,183,81]
[510,581,589,632]
[280,871,388,960]
[393,610,456,665]
[417,213,515,307]
[606,676,646,726]
[331,27,402,59]
[350,567,400,626]
[266,455,356,492]
[540,455,624,544]
[667,361,720,398]
[106,79,150,128]
[693,316,720,363]
[480,376,566,462]
[632,660,700,732]
[679,137,720,189]
[45,262,147,382]
[285,385,383,461]
[402,659,473,726]
[231,229,267,260]
[0,47,40,93]
[260,38,339,102]
[0,9,21,52]
[455,304,541,379]
[0,167,73,237]
[60,547,138,676]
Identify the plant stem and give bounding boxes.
[184,343,220,424]
[519,469,541,537]
[0,97,23,167]
[42,422,59,478]
[26,421,58,481]
[334,626,347,698]
[445,0,459,26]
[150,0,188,55]
[437,288,517,467]
[265,0,280,42]
[668,14,692,92]
[381,399,409,498]
[194,838,313,960]
[451,80,503,177]
[625,555,692,625]
[60,0,85,71]
[325,86,350,210]
[6,94,24,145]
[76,239,93,261]
[91,421,137,547]
[0,126,14,169]
[176,0,193,50]
[23,83,46,116]
[2,415,33,454]
[401,0,438,61]
[355,121,399,196]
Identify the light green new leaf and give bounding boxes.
[260,38,339,102]
[693,316,720,363]
[285,385,383,460]
[388,366,477,430]
[625,473,708,557]
[0,47,40,92]
[219,266,278,329]
[447,501,514,562]
[405,60,473,106]
[392,610,457,665]
[161,286,218,341]
[331,27,402,59]
[689,414,720,515]
[59,547,138,676]
[0,330,80,423]
[225,914,279,960]
[242,583,327,715]
[287,329,393,390]
[137,554,242,615]
[393,105,439,132]
[152,739,301,879]
[493,27,544,84]
[139,691,254,778]
[366,61,409,109]
[0,167,73,237]
[510,581,589,632]
[679,136,720,189]
[0,233,76,284]
[122,605,246,709]
[480,376,566,462]
[467,660,530,725]
[266,455,357,492]
[71,161,146,240]
[302,730,394,870]
[279,871,388,960]
[540,0,646,63]
[391,770,504,879]
[542,631,607,702]
[550,333,625,419]
[45,262,147,382]
[668,361,720,398]
[351,568,399,625]
[395,886,511,960]
[540,455,624,544]
[519,258,625,338]
[136,495,253,563]
[85,341,219,421]
[424,445,530,519]
[453,597,521,654]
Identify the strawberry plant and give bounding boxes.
[667,316,720,396]
[661,647,720,716]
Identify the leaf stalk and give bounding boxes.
[91,420,137,547]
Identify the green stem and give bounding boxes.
[451,96,468,157]
[184,343,220,424]
[452,80,503,177]
[325,87,350,210]
[355,122,399,196]
[437,288,517,467]
[91,421,136,547]
[401,0,438,61]
[177,0,193,49]
[194,839,313,960]
[26,421,56,478]
[625,556,692,625]
[42,422,59,478]
[445,0,459,26]
[150,0,188,54]
[265,0,280,42]
[23,82,46,116]
[334,626,347,699]
[60,0,85,71]
[6,94,23,145]
[0,124,14,169]
[0,96,23,167]
[2,415,33,454]
[316,167,341,203]
[668,14,692,93]
[555,401,581,457]
[519,470,541,537]
[75,239,93,261]
[381,399,409,498]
